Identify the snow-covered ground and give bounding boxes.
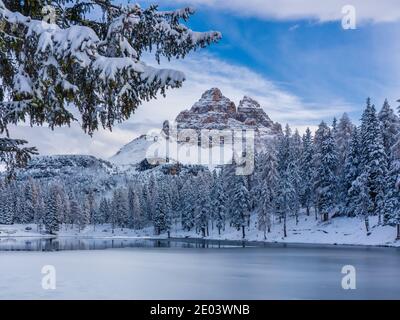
[1,215,398,247]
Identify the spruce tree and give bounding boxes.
[383,159,400,239]
[300,128,314,216]
[258,178,275,239]
[360,100,387,223]
[378,99,399,160]
[230,177,250,238]
[314,127,338,221]
[0,0,221,175]
[343,128,361,216]
[153,187,171,236]
[213,178,227,235]
[44,186,61,234]
[335,113,354,205]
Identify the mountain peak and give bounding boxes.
[189,87,236,115]
[200,87,223,101]
[239,96,261,109]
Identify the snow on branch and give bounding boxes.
[0,0,221,136]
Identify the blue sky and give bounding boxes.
[153,0,400,118]
[9,0,400,157]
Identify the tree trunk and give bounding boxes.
[396,224,400,241]
[167,231,170,239]
[306,206,310,216]
[365,216,370,235]
[283,216,287,238]
[263,229,266,240]
[218,227,221,235]
[242,225,245,239]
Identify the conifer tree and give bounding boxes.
[213,178,227,235]
[360,99,387,223]
[44,186,61,234]
[230,177,250,238]
[378,99,399,160]
[314,127,338,221]
[0,0,221,175]
[300,128,314,216]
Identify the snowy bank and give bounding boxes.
[1,215,399,248]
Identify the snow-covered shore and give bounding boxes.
[1,215,399,248]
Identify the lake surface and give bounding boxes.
[0,237,399,299]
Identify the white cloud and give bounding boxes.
[166,0,400,23]
[8,53,353,159]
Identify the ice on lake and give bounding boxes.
[0,238,399,299]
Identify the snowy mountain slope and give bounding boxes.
[15,155,119,196]
[109,135,156,166]
[110,88,282,166]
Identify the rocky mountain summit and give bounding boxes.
[110,88,282,166]
[175,88,281,133]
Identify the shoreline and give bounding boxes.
[0,234,398,250]
[1,215,399,249]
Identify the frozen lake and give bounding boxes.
[0,238,399,299]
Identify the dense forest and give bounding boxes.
[1,99,399,240]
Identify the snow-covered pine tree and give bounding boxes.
[153,186,171,236]
[98,197,109,226]
[384,128,400,239]
[230,177,251,239]
[57,184,70,227]
[213,177,227,235]
[349,173,373,234]
[141,184,152,223]
[343,127,361,216]
[360,99,387,223]
[128,186,142,229]
[92,202,104,230]
[68,193,80,229]
[87,190,96,226]
[383,160,400,239]
[194,182,210,237]
[79,198,91,232]
[0,183,14,224]
[288,129,302,224]
[276,170,295,238]
[314,125,338,221]
[335,113,354,205]
[258,151,278,239]
[0,0,221,176]
[180,180,196,232]
[299,128,314,216]
[378,99,399,160]
[35,196,45,232]
[44,185,61,234]
[113,188,129,230]
[22,178,38,223]
[276,124,295,233]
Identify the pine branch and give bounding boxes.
[0,137,38,180]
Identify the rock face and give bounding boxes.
[174,88,281,134]
[111,88,282,166]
